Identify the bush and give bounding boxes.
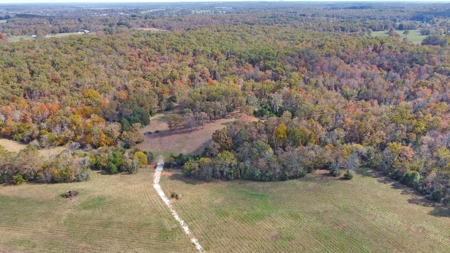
[329,165,341,177]
[106,161,118,174]
[343,170,353,180]
[129,159,139,174]
[13,174,26,185]
[134,151,148,166]
[388,169,404,181]
[182,161,198,176]
[400,171,420,187]
[431,190,443,202]
[145,151,154,164]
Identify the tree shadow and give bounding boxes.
[190,140,211,155]
[167,170,210,185]
[145,127,201,139]
[355,167,449,217]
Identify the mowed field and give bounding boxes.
[0,169,197,253]
[372,30,427,45]
[160,169,450,253]
[1,158,450,252]
[136,112,258,156]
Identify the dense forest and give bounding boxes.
[0,2,450,205]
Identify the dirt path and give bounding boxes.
[153,156,205,252]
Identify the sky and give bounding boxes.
[2,0,450,3]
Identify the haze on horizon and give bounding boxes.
[2,0,450,3]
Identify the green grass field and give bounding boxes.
[0,169,197,252]
[372,30,427,45]
[1,163,450,252]
[161,169,450,252]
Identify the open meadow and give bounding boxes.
[0,169,197,253]
[0,138,65,159]
[372,30,427,44]
[1,145,450,252]
[136,112,258,156]
[8,33,87,43]
[160,169,450,253]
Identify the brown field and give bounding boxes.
[136,28,167,32]
[0,138,28,153]
[0,138,65,159]
[160,169,450,253]
[136,112,258,156]
[0,169,197,253]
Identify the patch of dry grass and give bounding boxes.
[136,112,258,156]
[160,169,450,253]
[0,138,65,160]
[0,139,28,153]
[0,169,197,253]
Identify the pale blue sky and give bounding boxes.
[2,0,449,3]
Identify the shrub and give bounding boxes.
[431,190,443,202]
[389,169,405,181]
[400,171,420,187]
[330,165,341,177]
[145,151,154,164]
[134,151,148,166]
[129,159,139,174]
[0,175,6,184]
[13,174,26,185]
[106,161,118,174]
[182,161,198,176]
[343,170,353,180]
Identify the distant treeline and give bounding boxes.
[15,14,55,19]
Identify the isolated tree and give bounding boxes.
[167,114,183,131]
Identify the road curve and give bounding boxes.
[153,156,205,252]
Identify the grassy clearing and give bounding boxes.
[8,33,86,43]
[0,20,6,23]
[0,169,197,253]
[47,32,87,38]
[0,138,29,153]
[161,169,450,252]
[137,112,258,157]
[0,138,65,159]
[7,35,33,42]
[372,30,427,45]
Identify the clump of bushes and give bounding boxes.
[13,174,26,185]
[61,190,79,198]
[400,171,420,187]
[343,170,353,180]
[0,146,90,185]
[329,165,341,177]
[89,147,151,174]
[170,192,179,199]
